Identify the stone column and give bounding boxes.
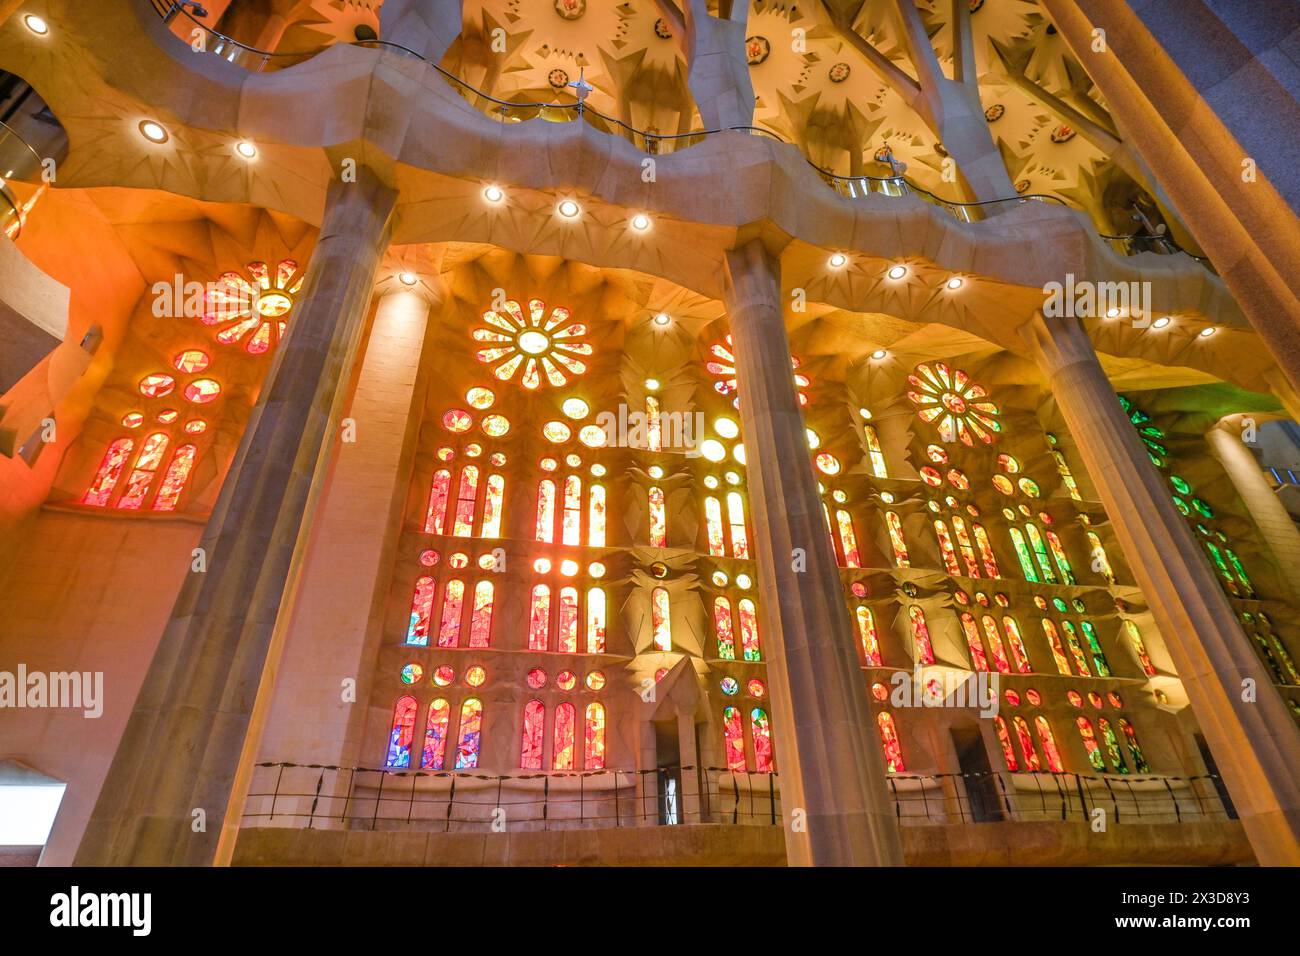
[681,0,755,131]
[73,169,397,866]
[378,0,463,63]
[1024,312,1300,864]
[724,240,904,866]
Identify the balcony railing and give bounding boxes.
[0,119,47,240]
[242,762,1234,833]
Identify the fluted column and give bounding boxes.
[74,169,397,866]
[724,240,903,866]
[1206,420,1300,608]
[1024,312,1300,864]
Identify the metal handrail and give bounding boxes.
[0,118,49,240]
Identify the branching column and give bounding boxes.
[1025,312,1300,864]
[378,0,464,62]
[724,240,903,866]
[74,169,398,866]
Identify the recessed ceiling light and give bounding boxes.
[557,199,581,219]
[483,185,504,203]
[946,276,964,290]
[645,378,660,391]
[653,312,671,327]
[235,140,257,159]
[630,213,651,232]
[1152,315,1171,329]
[1106,306,1121,318]
[1199,326,1216,338]
[398,272,418,286]
[887,264,907,280]
[139,120,169,144]
[23,14,49,35]
[829,252,848,268]
[871,349,888,360]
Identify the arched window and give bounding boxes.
[1086,531,1115,583]
[933,520,962,576]
[553,701,577,770]
[1119,718,1150,772]
[704,496,725,556]
[1002,617,1032,673]
[385,695,418,768]
[885,511,910,567]
[468,580,494,648]
[993,716,1019,771]
[481,474,505,538]
[562,475,582,545]
[646,395,662,451]
[452,465,479,537]
[585,587,606,653]
[1012,716,1041,771]
[722,705,746,772]
[1044,530,1075,584]
[863,424,888,477]
[836,510,861,568]
[738,598,761,662]
[118,432,170,509]
[437,579,465,648]
[714,597,736,660]
[1123,620,1157,676]
[1075,716,1105,771]
[648,486,667,547]
[855,606,881,666]
[153,444,198,511]
[1024,524,1057,584]
[972,523,1000,577]
[1098,717,1128,774]
[528,584,551,651]
[751,708,773,773]
[950,516,980,578]
[1035,716,1064,773]
[520,699,545,770]
[1079,621,1111,677]
[1008,527,1038,582]
[877,712,905,773]
[980,614,1011,673]
[84,437,135,506]
[557,586,580,653]
[421,698,451,770]
[960,612,989,672]
[425,468,451,534]
[726,491,749,559]
[406,576,436,646]
[1060,621,1092,676]
[1051,450,1082,500]
[1040,619,1073,675]
[585,703,606,770]
[651,586,671,651]
[588,483,606,546]
[908,605,935,665]
[454,698,483,770]
[535,479,556,542]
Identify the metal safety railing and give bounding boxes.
[241,762,1234,833]
[0,118,48,240]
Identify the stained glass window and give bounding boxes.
[562,475,583,545]
[585,703,606,769]
[586,587,606,653]
[1045,530,1075,584]
[437,579,465,647]
[907,362,1001,445]
[726,492,749,559]
[994,716,1019,771]
[1098,717,1128,774]
[960,613,989,672]
[1041,619,1073,675]
[558,586,580,653]
[528,584,551,651]
[723,705,746,771]
[836,510,861,568]
[454,698,483,769]
[980,614,1011,673]
[863,423,888,477]
[536,479,556,542]
[751,708,774,772]
[649,486,667,547]
[406,576,436,645]
[1119,718,1150,773]
[704,496,726,556]
[1008,527,1038,582]
[856,606,882,666]
[84,438,135,506]
[972,524,1000,577]
[715,597,736,660]
[519,699,546,770]
[117,432,169,509]
[1002,617,1032,673]
[553,701,576,770]
[651,586,671,651]
[1012,715,1041,771]
[646,395,662,451]
[425,469,451,534]
[738,598,761,662]
[1087,531,1116,584]
[886,511,910,567]
[385,695,418,768]
[908,605,935,665]
[877,712,905,773]
[1035,717,1064,773]
[452,466,479,536]
[950,516,981,578]
[151,444,198,511]
[1079,621,1111,677]
[481,474,505,538]
[421,698,451,770]
[1076,716,1105,771]
[933,520,962,576]
[468,580,494,648]
[1024,524,1057,584]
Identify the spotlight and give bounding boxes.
[1151,315,1171,329]
[23,14,48,35]
[644,378,660,391]
[398,272,418,286]
[557,199,581,219]
[829,252,848,268]
[1199,326,1216,338]
[139,120,169,144]
[887,264,907,280]
[483,185,504,203]
[234,140,257,159]
[630,213,651,232]
[871,349,888,360]
[1106,306,1121,318]
[946,276,964,290]
[653,312,671,327]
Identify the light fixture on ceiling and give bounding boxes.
[483,184,504,203]
[630,212,652,232]
[398,272,418,287]
[139,120,169,144]
[644,378,660,391]
[887,264,907,280]
[1106,306,1121,318]
[870,349,888,360]
[946,276,964,290]
[1199,326,1217,338]
[557,198,581,219]
[23,14,49,35]
[829,252,848,268]
[235,140,257,159]
[1151,315,1172,329]
[653,312,671,327]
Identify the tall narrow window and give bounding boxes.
[588,483,606,546]
[994,716,1019,771]
[406,576,436,646]
[1044,530,1075,584]
[84,438,135,506]
[908,605,935,665]
[421,698,451,770]
[535,479,556,542]
[863,424,888,477]
[1098,717,1128,774]
[562,475,583,546]
[751,708,773,773]
[1075,717,1105,771]
[1119,718,1150,773]
[481,474,505,538]
[1008,527,1038,582]
[1079,621,1111,677]
[972,524,1000,577]
[385,695,418,768]
[856,606,881,666]
[437,579,465,648]
[520,699,545,770]
[651,587,671,651]
[836,510,861,568]
[1060,621,1092,676]
[1040,619,1073,675]
[722,705,746,772]
[1012,715,1041,771]
[1035,717,1064,773]
[1002,617,1032,673]
[553,702,576,770]
[1087,531,1115,583]
[714,597,736,660]
[646,395,662,451]
[933,520,962,576]
[704,496,725,556]
[960,612,989,672]
[452,465,479,537]
[1124,620,1157,676]
[425,468,451,534]
[586,587,606,653]
[726,492,749,559]
[585,703,606,770]
[877,712,905,773]
[980,614,1011,673]
[528,584,551,651]
[950,516,981,578]
[1052,450,1082,500]
[152,445,198,511]
[885,511,910,567]
[648,487,667,547]
[1024,524,1058,584]
[468,580,494,648]
[557,586,580,653]
[454,699,483,770]
[117,433,170,509]
[738,598,761,662]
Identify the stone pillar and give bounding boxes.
[724,240,904,866]
[378,0,463,63]
[1024,312,1300,864]
[677,710,700,824]
[1206,420,1300,607]
[682,0,755,131]
[73,169,397,866]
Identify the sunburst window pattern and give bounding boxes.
[907,362,1000,446]
[706,336,809,407]
[472,298,591,389]
[202,259,303,355]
